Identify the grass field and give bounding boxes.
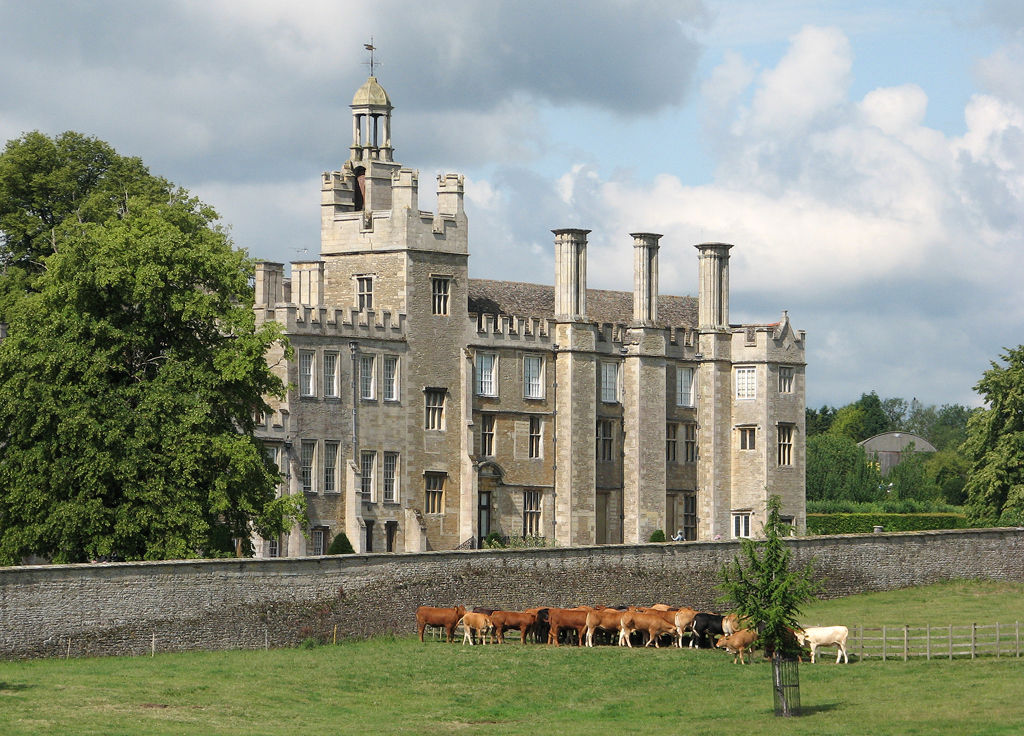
[1,580,1023,735]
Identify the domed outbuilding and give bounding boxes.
[859,432,936,476]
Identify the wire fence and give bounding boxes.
[848,622,1022,661]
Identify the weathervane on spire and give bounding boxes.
[364,38,378,76]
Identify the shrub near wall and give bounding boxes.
[807,513,969,535]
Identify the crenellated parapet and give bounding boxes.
[255,303,407,342]
[469,311,555,344]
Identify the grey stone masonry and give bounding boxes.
[0,528,1021,660]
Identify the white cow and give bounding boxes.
[795,625,849,663]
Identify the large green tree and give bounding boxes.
[0,131,301,563]
[0,131,167,316]
[719,496,820,658]
[806,433,881,502]
[962,346,1024,526]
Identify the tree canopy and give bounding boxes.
[805,434,881,503]
[0,131,301,563]
[806,390,974,509]
[962,346,1024,525]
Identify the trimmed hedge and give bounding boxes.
[807,513,969,535]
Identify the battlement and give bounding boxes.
[255,303,407,341]
[320,166,467,255]
[595,322,698,348]
[467,311,698,354]
[471,311,555,342]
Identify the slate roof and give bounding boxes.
[468,278,698,328]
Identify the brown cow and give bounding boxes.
[416,605,466,643]
[489,610,537,644]
[716,628,758,664]
[460,612,494,645]
[620,611,677,648]
[546,607,592,646]
[635,607,682,647]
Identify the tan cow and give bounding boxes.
[416,605,466,643]
[459,612,494,645]
[722,613,752,636]
[584,608,627,647]
[673,607,699,648]
[620,611,677,648]
[716,628,759,664]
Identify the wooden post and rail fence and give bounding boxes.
[428,620,1023,661]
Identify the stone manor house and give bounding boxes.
[251,75,807,556]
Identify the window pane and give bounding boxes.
[425,390,445,430]
[524,356,543,399]
[360,451,375,499]
[300,441,316,492]
[323,353,338,398]
[777,424,793,466]
[476,353,496,396]
[529,416,541,458]
[357,277,373,310]
[779,366,794,393]
[684,423,698,463]
[324,441,338,492]
[677,366,694,406]
[299,351,314,396]
[360,355,375,400]
[735,366,756,400]
[523,490,541,536]
[383,356,398,401]
[480,414,495,456]
[601,362,619,403]
[425,473,445,514]
[383,452,398,503]
[432,277,450,315]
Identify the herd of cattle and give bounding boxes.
[415,603,850,664]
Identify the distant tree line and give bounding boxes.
[808,345,1024,528]
[805,392,974,509]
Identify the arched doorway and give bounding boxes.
[477,462,504,547]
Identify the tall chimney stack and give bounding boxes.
[553,228,590,321]
[631,232,662,325]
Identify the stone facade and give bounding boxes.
[1,529,1022,660]
[250,75,807,557]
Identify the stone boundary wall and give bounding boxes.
[0,528,1021,660]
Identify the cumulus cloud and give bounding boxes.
[464,24,1024,405]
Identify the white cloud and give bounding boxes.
[859,84,928,135]
[747,26,852,135]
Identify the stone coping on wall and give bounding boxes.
[1,526,1022,576]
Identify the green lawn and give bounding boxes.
[1,580,1023,735]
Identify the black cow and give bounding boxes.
[690,612,725,648]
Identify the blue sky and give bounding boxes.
[1,0,1022,410]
